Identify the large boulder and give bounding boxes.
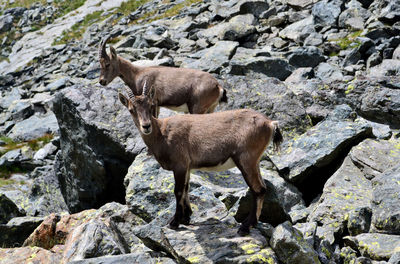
[287,46,325,68]
[0,193,25,224]
[0,216,44,247]
[270,221,320,264]
[181,41,239,73]
[211,0,270,19]
[0,247,62,263]
[371,164,400,235]
[270,105,373,183]
[52,82,144,212]
[312,0,341,27]
[219,73,311,135]
[279,16,315,44]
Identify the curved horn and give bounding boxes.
[142,80,149,96]
[125,87,135,100]
[98,35,111,61]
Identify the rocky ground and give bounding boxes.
[0,0,400,263]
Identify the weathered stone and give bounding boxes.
[219,74,311,135]
[7,100,34,121]
[62,218,129,262]
[287,0,315,9]
[0,193,25,224]
[369,59,400,77]
[211,0,269,19]
[229,56,294,80]
[371,164,400,235]
[0,88,22,110]
[338,7,370,31]
[347,207,372,236]
[7,112,59,142]
[270,105,373,183]
[312,0,341,27]
[181,41,238,73]
[344,233,400,261]
[53,83,143,212]
[33,142,58,160]
[388,251,400,264]
[0,246,62,263]
[367,52,382,69]
[0,216,43,247]
[378,1,400,24]
[349,138,400,180]
[270,221,320,264]
[0,14,13,33]
[69,253,176,264]
[46,77,70,91]
[197,14,256,42]
[308,156,372,241]
[287,46,325,68]
[285,67,314,83]
[279,16,315,43]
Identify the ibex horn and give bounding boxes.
[126,87,135,100]
[98,35,111,61]
[142,80,149,96]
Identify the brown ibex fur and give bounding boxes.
[99,36,227,116]
[118,82,283,235]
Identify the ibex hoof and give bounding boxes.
[237,225,250,236]
[181,216,191,225]
[168,216,180,230]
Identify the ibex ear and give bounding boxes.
[118,93,129,108]
[110,46,117,60]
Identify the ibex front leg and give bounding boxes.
[169,168,189,229]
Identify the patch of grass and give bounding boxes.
[0,165,26,180]
[0,134,54,156]
[115,0,152,16]
[5,0,47,8]
[53,10,104,45]
[0,177,15,187]
[334,30,363,50]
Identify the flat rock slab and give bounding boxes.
[371,164,400,235]
[0,246,62,263]
[69,252,176,264]
[344,233,400,261]
[270,105,373,183]
[0,216,44,247]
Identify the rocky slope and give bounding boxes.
[1,0,400,263]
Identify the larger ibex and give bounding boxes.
[118,82,283,235]
[99,36,227,116]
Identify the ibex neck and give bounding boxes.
[141,118,164,152]
[118,57,140,93]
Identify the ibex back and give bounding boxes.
[119,82,283,235]
[99,36,227,116]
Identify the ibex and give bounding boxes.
[99,36,227,116]
[118,82,283,235]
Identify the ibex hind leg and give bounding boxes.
[234,158,266,235]
[182,171,192,225]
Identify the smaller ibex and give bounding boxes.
[119,82,283,235]
[99,36,227,116]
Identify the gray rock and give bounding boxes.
[46,77,69,91]
[53,83,143,212]
[7,99,34,121]
[198,14,256,42]
[0,14,13,33]
[219,74,311,135]
[211,0,269,19]
[279,16,315,43]
[69,253,176,264]
[0,193,25,224]
[181,41,238,73]
[347,207,372,236]
[378,1,400,24]
[312,0,341,27]
[7,112,59,141]
[270,221,320,264]
[371,165,400,235]
[0,88,22,110]
[338,7,370,30]
[33,142,58,160]
[287,0,315,9]
[369,59,400,77]
[287,46,325,68]
[367,52,382,69]
[344,233,400,261]
[25,165,69,216]
[229,56,294,80]
[314,62,344,83]
[0,216,44,247]
[308,156,373,242]
[62,218,129,262]
[293,222,317,247]
[304,32,324,46]
[349,138,400,180]
[393,45,400,60]
[234,169,304,226]
[0,149,28,167]
[270,105,373,183]
[285,67,314,83]
[388,252,400,264]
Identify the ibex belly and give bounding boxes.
[196,158,236,172]
[165,104,189,113]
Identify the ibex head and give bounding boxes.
[119,81,156,135]
[99,36,120,86]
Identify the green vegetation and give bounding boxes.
[334,30,363,50]
[0,166,26,180]
[0,134,54,156]
[115,0,151,16]
[5,0,85,16]
[53,10,104,45]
